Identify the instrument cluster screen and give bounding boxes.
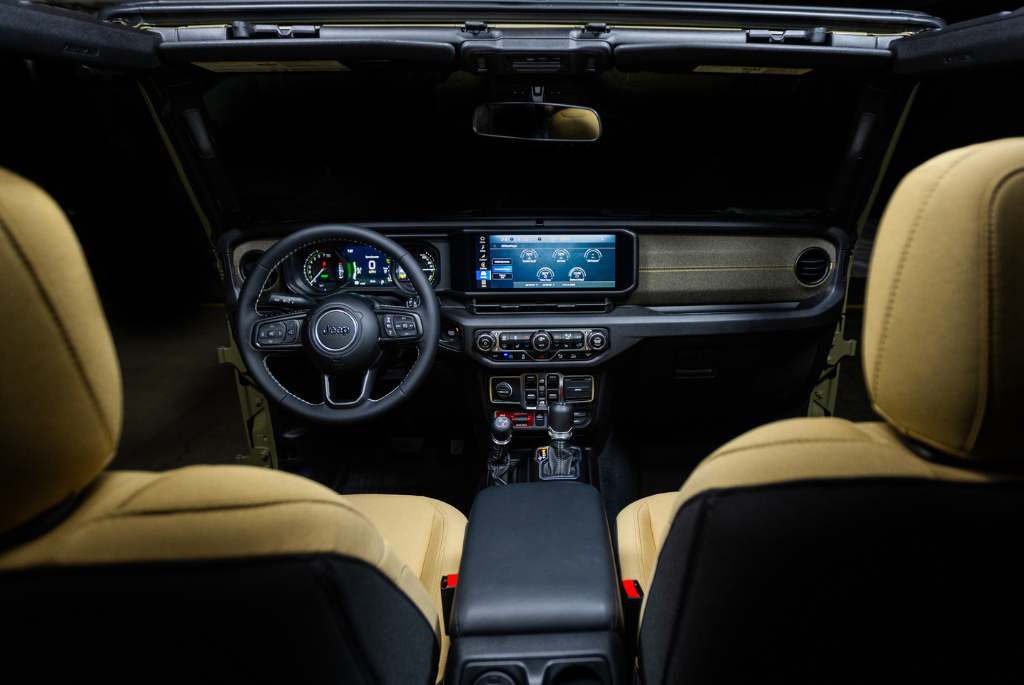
[475,234,616,290]
[343,245,393,286]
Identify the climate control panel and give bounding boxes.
[475,328,609,362]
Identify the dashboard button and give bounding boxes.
[588,332,607,350]
[477,333,496,351]
[532,331,552,351]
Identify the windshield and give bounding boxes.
[202,67,861,222]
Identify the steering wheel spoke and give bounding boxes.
[376,307,425,345]
[251,312,307,353]
[322,368,378,408]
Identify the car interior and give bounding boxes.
[2,0,1024,682]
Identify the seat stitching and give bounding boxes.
[635,501,648,588]
[95,497,370,522]
[707,436,864,460]
[0,210,115,449]
[430,503,448,609]
[969,167,1024,450]
[871,147,983,398]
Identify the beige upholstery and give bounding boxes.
[618,138,1024,599]
[616,493,677,591]
[346,494,466,676]
[0,466,469,652]
[616,418,1008,589]
[0,167,122,534]
[864,138,1024,460]
[0,166,467,680]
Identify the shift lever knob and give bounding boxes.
[491,415,513,445]
[548,401,573,438]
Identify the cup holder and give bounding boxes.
[545,661,606,685]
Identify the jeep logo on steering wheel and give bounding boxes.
[312,309,358,352]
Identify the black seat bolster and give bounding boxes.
[0,553,439,685]
[638,479,1024,685]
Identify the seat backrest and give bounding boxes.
[0,168,440,683]
[637,138,1024,684]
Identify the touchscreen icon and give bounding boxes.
[537,267,555,282]
[520,248,539,262]
[584,249,603,262]
[552,248,570,262]
[569,267,587,281]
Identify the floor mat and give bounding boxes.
[106,304,248,472]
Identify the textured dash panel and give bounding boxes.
[625,234,837,306]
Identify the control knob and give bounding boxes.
[587,331,607,350]
[495,382,514,400]
[476,332,497,352]
[532,331,552,351]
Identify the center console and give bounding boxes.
[447,483,625,685]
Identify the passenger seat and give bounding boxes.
[617,138,1024,683]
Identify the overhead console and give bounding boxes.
[450,229,638,296]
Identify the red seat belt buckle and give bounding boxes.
[441,574,458,632]
[622,579,642,599]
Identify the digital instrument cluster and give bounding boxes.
[290,243,438,294]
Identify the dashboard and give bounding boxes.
[225,223,848,373]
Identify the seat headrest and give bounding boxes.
[0,168,122,534]
[549,108,601,140]
[864,138,1024,460]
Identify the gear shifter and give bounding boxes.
[487,415,513,485]
[541,401,580,479]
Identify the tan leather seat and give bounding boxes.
[0,167,465,683]
[617,138,1024,683]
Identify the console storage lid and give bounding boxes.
[452,482,622,637]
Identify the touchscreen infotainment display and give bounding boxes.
[475,234,616,290]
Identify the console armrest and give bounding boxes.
[452,482,622,637]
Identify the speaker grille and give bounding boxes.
[794,247,831,285]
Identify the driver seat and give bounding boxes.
[0,167,466,684]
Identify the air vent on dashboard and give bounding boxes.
[794,247,831,285]
[472,299,611,314]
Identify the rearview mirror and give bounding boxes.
[473,103,602,142]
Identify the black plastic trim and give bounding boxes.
[615,41,892,70]
[0,0,160,69]
[100,1,944,34]
[892,8,1024,75]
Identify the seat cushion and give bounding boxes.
[0,465,450,683]
[345,494,467,679]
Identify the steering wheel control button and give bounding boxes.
[257,322,288,346]
[283,320,300,344]
[313,309,358,352]
[393,314,418,337]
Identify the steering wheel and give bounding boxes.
[235,225,439,424]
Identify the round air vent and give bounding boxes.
[238,250,278,289]
[794,247,831,285]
